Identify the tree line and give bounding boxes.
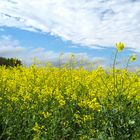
[0,57,22,67]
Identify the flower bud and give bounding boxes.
[116,42,125,52]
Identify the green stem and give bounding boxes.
[120,56,132,93]
[112,50,118,93]
[125,56,131,70]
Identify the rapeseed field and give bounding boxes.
[0,43,140,140]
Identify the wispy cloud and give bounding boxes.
[0,35,106,67]
[0,35,26,57]
[0,0,140,50]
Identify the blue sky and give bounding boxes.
[0,0,140,68]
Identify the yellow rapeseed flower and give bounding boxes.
[130,54,137,61]
[116,42,125,52]
[33,123,41,133]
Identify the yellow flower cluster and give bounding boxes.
[0,61,140,139]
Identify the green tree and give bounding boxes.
[0,57,22,67]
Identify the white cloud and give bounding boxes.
[26,48,106,67]
[0,0,140,50]
[0,35,26,57]
[0,35,106,67]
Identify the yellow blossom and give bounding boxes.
[116,42,125,52]
[130,54,137,61]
